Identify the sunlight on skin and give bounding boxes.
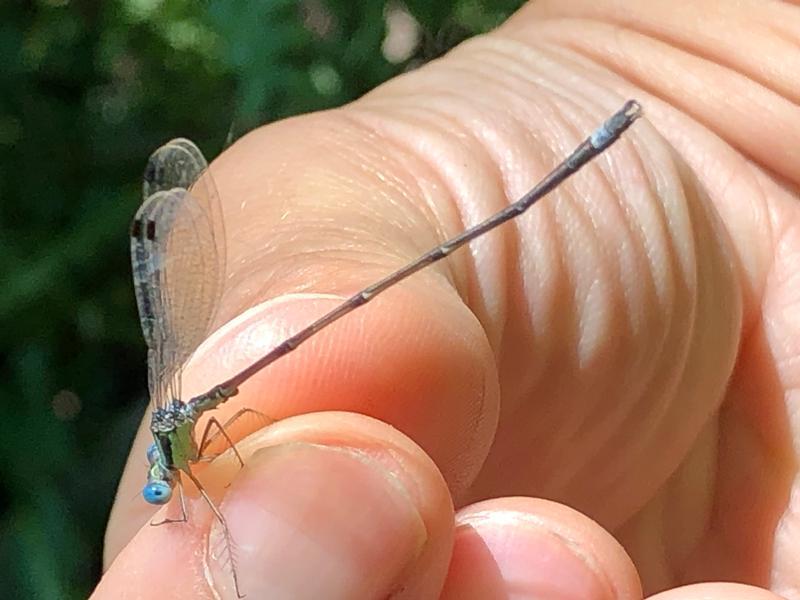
[101,1,800,598]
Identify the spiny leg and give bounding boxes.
[197,408,272,461]
[195,416,248,469]
[183,468,244,599]
[150,482,187,527]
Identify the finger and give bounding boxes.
[96,412,453,600]
[646,582,785,600]
[441,497,641,600]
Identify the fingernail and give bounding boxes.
[208,443,427,599]
[450,511,613,600]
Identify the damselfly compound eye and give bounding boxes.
[142,480,172,505]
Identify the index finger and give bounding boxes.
[97,413,455,599]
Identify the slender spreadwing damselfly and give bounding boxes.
[130,100,642,597]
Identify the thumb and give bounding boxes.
[107,10,644,565]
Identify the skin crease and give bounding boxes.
[97,1,800,599]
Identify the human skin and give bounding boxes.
[96,1,800,598]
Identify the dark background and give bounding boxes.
[0,1,524,598]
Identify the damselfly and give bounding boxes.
[130,100,642,597]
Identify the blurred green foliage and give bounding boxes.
[0,0,523,597]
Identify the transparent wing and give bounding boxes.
[131,139,226,408]
[142,138,226,282]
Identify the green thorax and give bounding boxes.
[163,420,198,472]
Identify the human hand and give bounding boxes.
[96,1,800,598]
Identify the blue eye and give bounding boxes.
[142,481,172,505]
[146,443,160,465]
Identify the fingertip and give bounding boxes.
[442,497,642,600]
[647,583,786,600]
[206,411,456,599]
[99,412,456,600]
[183,288,500,500]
